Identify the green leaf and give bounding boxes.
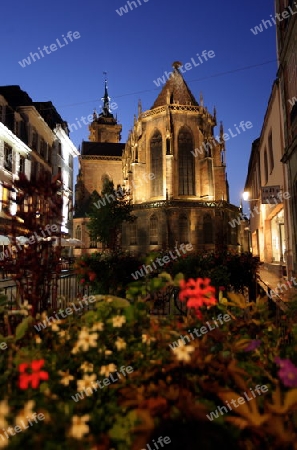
[173,272,184,286]
[15,316,33,341]
[124,305,135,322]
[109,296,130,308]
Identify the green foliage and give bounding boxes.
[74,252,142,295]
[87,177,136,253]
[0,289,296,449]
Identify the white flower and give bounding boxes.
[59,370,74,386]
[100,364,117,377]
[15,401,35,428]
[0,431,8,448]
[49,320,63,332]
[171,339,195,362]
[112,315,126,328]
[77,374,97,394]
[92,322,104,331]
[68,415,90,439]
[34,335,42,344]
[58,330,70,339]
[75,328,98,352]
[0,400,9,429]
[80,362,94,373]
[22,300,32,310]
[142,334,155,345]
[115,337,126,351]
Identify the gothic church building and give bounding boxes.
[74,63,240,254]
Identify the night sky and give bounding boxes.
[0,0,278,205]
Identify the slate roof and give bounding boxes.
[151,66,199,109]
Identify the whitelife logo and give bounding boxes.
[206,384,268,421]
[18,31,81,68]
[228,191,291,228]
[191,121,253,158]
[141,435,171,450]
[250,3,297,35]
[116,0,149,17]
[168,313,231,350]
[131,243,193,280]
[71,365,134,402]
[34,295,96,332]
[153,50,215,87]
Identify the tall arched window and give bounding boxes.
[150,131,163,197]
[178,127,195,195]
[75,225,82,240]
[203,214,213,244]
[149,215,158,245]
[130,221,137,245]
[179,215,189,243]
[89,231,97,249]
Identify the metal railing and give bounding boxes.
[0,270,92,311]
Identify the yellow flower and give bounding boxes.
[92,322,104,331]
[105,350,113,356]
[171,340,194,362]
[68,415,90,439]
[34,335,42,344]
[77,375,97,395]
[112,315,126,328]
[15,401,35,428]
[80,362,94,373]
[115,337,126,351]
[142,334,155,345]
[22,300,32,311]
[50,320,63,332]
[0,431,8,448]
[59,370,75,386]
[100,364,117,377]
[58,330,70,339]
[0,400,9,429]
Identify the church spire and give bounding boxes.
[101,72,111,117]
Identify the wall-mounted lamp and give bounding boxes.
[242,191,259,201]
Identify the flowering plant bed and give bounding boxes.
[0,277,297,449]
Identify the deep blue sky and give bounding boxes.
[0,0,277,205]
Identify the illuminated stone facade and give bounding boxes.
[74,65,240,255]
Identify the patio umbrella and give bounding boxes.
[66,238,83,246]
[0,235,10,245]
[52,237,72,246]
[16,236,30,245]
[0,235,10,254]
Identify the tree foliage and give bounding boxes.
[87,177,136,253]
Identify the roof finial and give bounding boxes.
[101,72,110,116]
[200,92,204,106]
[138,99,142,117]
[172,61,182,71]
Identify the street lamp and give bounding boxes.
[242,191,259,201]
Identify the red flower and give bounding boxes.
[80,278,85,284]
[18,359,49,389]
[88,272,96,282]
[179,278,217,318]
[219,286,225,291]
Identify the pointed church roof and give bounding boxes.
[152,62,199,109]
